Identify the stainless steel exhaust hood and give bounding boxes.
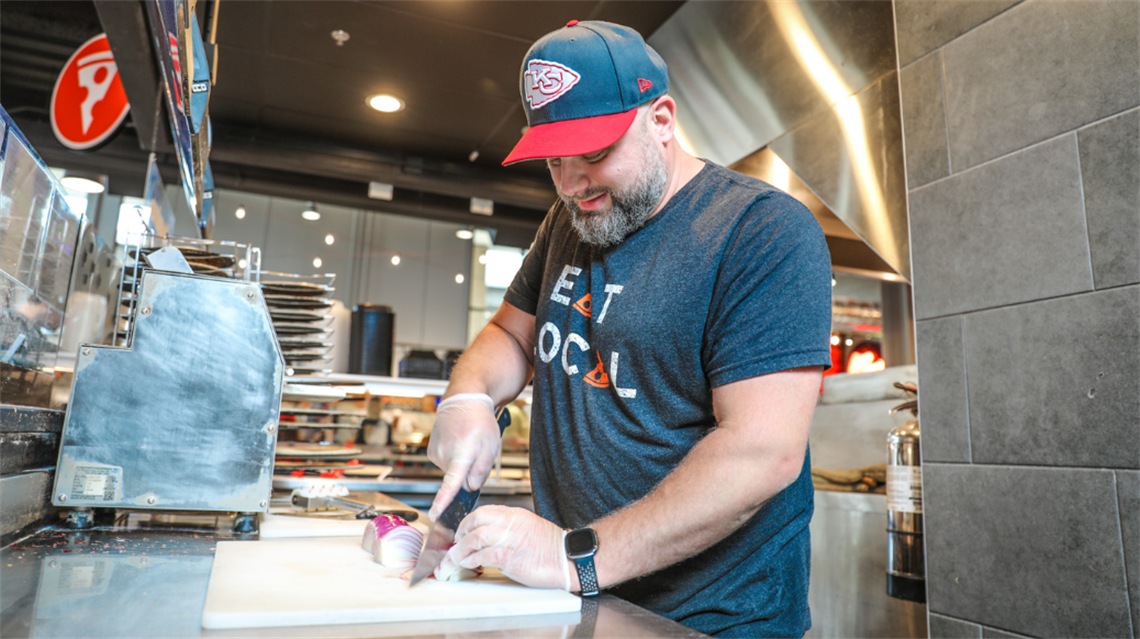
[650,0,910,281]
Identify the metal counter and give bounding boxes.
[0,513,705,639]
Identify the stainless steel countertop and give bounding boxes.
[0,512,706,639]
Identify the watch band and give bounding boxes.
[573,554,599,597]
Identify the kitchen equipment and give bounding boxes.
[258,271,337,377]
[886,381,924,603]
[349,304,395,376]
[290,484,418,521]
[400,349,444,379]
[200,536,581,629]
[409,408,511,587]
[53,269,283,514]
[258,511,372,539]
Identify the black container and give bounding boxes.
[400,349,444,379]
[349,304,395,376]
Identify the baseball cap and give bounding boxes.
[502,20,669,166]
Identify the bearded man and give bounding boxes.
[427,20,833,638]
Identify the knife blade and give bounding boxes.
[408,407,511,587]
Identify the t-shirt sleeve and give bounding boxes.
[502,203,559,316]
[703,191,833,388]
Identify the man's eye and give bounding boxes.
[547,158,562,168]
[584,151,607,162]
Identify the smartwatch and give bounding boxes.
[564,527,600,597]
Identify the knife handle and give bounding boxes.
[495,407,512,434]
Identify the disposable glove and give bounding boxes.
[438,505,572,591]
[427,393,501,521]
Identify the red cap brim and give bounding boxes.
[502,109,638,166]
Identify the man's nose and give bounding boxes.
[557,158,590,197]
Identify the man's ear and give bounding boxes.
[648,95,677,145]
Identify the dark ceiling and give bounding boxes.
[0,0,685,244]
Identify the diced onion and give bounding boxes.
[362,515,424,569]
[434,560,482,582]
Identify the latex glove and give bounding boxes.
[427,394,501,521]
[438,505,572,591]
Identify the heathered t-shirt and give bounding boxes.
[503,162,832,638]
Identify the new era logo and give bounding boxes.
[524,59,581,109]
[638,78,653,93]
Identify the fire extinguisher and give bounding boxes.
[886,381,925,603]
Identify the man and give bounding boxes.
[429,21,832,638]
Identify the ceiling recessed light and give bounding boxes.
[325,234,335,245]
[238,258,248,269]
[368,94,404,113]
[313,257,323,268]
[455,273,465,284]
[390,255,401,266]
[455,229,474,240]
[235,205,246,219]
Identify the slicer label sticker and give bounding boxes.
[71,465,122,502]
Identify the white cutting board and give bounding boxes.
[201,537,581,630]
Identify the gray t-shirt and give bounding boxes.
[504,162,832,637]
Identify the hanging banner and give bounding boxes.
[50,33,131,151]
[146,0,198,231]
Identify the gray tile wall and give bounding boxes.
[1077,109,1140,290]
[899,52,950,188]
[923,465,1131,637]
[928,613,981,638]
[895,1,1140,636]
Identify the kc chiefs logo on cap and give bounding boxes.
[51,33,130,150]
[523,59,581,109]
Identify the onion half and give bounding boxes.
[362,515,424,569]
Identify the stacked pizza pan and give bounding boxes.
[260,276,336,376]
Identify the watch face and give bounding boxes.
[565,528,598,556]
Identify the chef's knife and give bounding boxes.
[408,407,511,588]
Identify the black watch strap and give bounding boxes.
[573,554,599,597]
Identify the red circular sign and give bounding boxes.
[51,33,131,150]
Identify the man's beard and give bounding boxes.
[562,135,668,248]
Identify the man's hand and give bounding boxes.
[426,394,501,521]
[440,505,571,591]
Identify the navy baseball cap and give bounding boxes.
[502,20,669,166]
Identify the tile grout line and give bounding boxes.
[959,315,973,464]
[1111,471,1136,639]
[914,282,1139,324]
[925,462,1133,472]
[896,0,1029,73]
[939,48,953,176]
[909,104,1140,196]
[1075,104,1140,134]
[1072,131,1098,291]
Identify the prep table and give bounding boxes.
[0,498,707,639]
